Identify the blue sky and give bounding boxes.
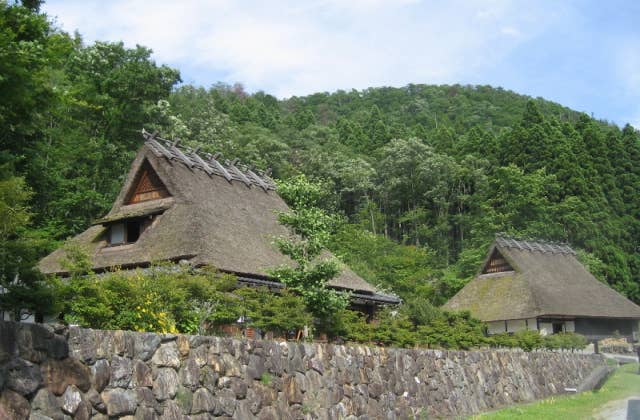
[44,0,640,127]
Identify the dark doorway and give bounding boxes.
[126,220,141,243]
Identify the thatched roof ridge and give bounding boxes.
[142,130,276,190]
[39,133,398,304]
[444,238,640,321]
[495,236,576,255]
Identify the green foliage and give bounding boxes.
[489,333,519,348]
[372,309,419,348]
[270,175,349,332]
[329,307,490,350]
[0,2,57,145]
[2,3,640,348]
[329,224,432,303]
[235,287,311,337]
[0,173,31,238]
[332,302,587,351]
[0,169,57,319]
[55,263,242,334]
[489,331,587,351]
[477,364,640,420]
[332,309,376,343]
[542,332,588,351]
[0,2,181,244]
[415,310,488,350]
[53,252,313,336]
[511,330,544,351]
[260,373,272,385]
[576,249,607,283]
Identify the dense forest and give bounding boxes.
[2,1,639,327]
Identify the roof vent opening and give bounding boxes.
[126,160,170,204]
[482,249,514,274]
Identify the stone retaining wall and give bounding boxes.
[0,321,606,419]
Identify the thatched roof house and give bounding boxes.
[443,237,640,341]
[39,131,399,309]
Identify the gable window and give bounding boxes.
[126,161,170,204]
[482,249,514,274]
[108,219,148,246]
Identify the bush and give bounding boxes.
[489,331,588,351]
[54,256,316,336]
[235,286,311,337]
[543,332,588,351]
[513,330,544,351]
[322,308,375,343]
[56,264,242,334]
[490,333,519,348]
[416,310,487,349]
[373,309,418,348]
[331,307,490,350]
[53,249,587,350]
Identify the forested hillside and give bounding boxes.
[156,83,640,307]
[2,2,639,319]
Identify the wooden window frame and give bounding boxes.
[108,218,150,246]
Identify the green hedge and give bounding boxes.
[489,331,588,351]
[52,255,589,351]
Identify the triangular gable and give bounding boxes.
[482,248,514,274]
[125,160,170,204]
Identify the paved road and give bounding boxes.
[594,355,639,419]
[601,353,639,364]
[629,399,640,420]
[594,397,640,420]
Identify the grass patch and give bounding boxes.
[260,372,272,385]
[606,358,619,367]
[472,363,640,419]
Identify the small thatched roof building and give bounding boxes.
[443,237,640,341]
[39,131,399,309]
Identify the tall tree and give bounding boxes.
[0,168,56,320]
[269,175,349,334]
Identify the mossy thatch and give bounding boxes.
[444,238,640,321]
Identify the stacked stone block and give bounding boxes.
[0,321,606,419]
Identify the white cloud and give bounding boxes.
[44,0,558,97]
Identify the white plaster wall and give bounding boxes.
[507,319,527,333]
[0,310,45,323]
[565,320,575,333]
[527,318,538,331]
[488,321,506,335]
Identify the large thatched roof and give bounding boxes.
[443,237,640,321]
[39,132,398,305]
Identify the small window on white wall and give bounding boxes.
[108,219,150,246]
[110,223,125,245]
